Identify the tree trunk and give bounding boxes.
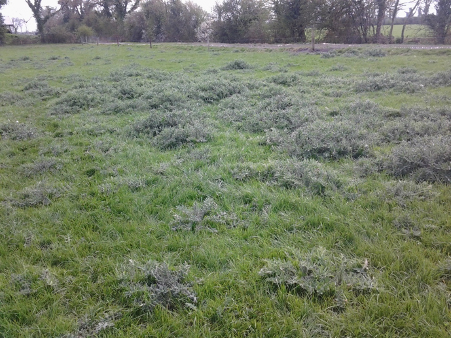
[375,0,387,43]
[311,24,315,51]
[389,0,400,43]
[401,0,421,43]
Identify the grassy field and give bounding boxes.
[0,43,450,337]
[382,24,434,40]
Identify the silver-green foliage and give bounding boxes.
[259,247,378,301]
[119,260,197,314]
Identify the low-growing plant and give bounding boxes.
[356,72,425,93]
[272,159,342,195]
[20,158,61,177]
[119,260,197,314]
[377,180,436,207]
[194,77,246,103]
[22,79,59,99]
[0,122,37,140]
[221,59,253,70]
[365,48,386,57]
[383,135,451,183]
[171,197,218,232]
[50,88,105,115]
[259,247,377,302]
[266,119,375,160]
[10,182,66,208]
[0,91,24,106]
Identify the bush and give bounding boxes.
[221,60,253,70]
[10,182,64,208]
[356,72,425,93]
[0,91,24,106]
[194,77,246,103]
[259,247,378,301]
[384,136,451,183]
[44,26,75,43]
[171,197,218,232]
[119,260,197,314]
[266,119,375,160]
[364,49,386,57]
[272,159,342,195]
[20,159,61,177]
[130,111,213,149]
[22,80,59,99]
[377,180,436,207]
[0,122,37,141]
[50,88,104,115]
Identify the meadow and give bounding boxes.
[0,43,450,337]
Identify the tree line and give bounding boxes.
[1,0,450,45]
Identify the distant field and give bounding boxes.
[382,24,434,40]
[0,44,450,337]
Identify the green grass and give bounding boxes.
[382,24,434,40]
[0,43,450,337]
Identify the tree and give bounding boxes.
[322,0,375,43]
[97,0,140,21]
[214,0,270,43]
[400,0,421,43]
[424,0,451,44]
[25,0,61,41]
[0,0,7,44]
[272,0,309,42]
[375,0,388,43]
[12,17,26,33]
[197,16,213,47]
[77,23,94,42]
[388,0,401,43]
[141,0,168,42]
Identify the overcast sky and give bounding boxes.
[2,0,217,32]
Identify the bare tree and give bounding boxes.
[25,0,61,41]
[11,17,25,33]
[400,0,421,43]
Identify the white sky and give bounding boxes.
[2,0,217,32]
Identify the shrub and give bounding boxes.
[380,119,448,143]
[428,69,451,87]
[0,122,37,140]
[194,77,246,103]
[99,98,147,115]
[20,159,61,177]
[356,72,425,93]
[259,247,378,301]
[266,118,376,160]
[364,49,386,57]
[0,91,24,106]
[109,65,144,81]
[270,73,300,86]
[10,182,64,208]
[171,197,218,232]
[22,80,59,99]
[119,260,197,314]
[383,136,451,183]
[152,122,212,149]
[142,86,189,111]
[50,88,104,115]
[329,64,347,71]
[221,60,253,70]
[44,26,75,43]
[272,159,342,195]
[131,111,212,149]
[320,52,337,59]
[377,180,436,207]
